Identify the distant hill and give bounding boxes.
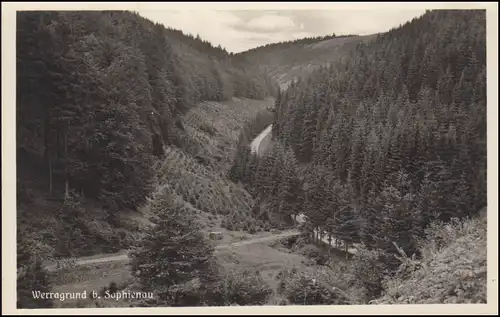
[235,34,377,88]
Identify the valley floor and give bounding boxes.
[50,230,325,308]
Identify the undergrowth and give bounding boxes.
[371,216,487,304]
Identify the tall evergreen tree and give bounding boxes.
[129,185,218,306]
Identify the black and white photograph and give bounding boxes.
[2,1,498,314]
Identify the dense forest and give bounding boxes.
[15,8,489,309]
[230,9,487,299]
[16,10,276,259]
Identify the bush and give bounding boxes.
[234,222,243,231]
[372,216,487,304]
[248,225,257,234]
[199,123,217,136]
[98,281,121,298]
[298,244,322,260]
[350,246,390,301]
[280,271,350,305]
[208,269,273,306]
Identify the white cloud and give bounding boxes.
[137,9,428,53]
[245,14,296,32]
[316,9,427,35]
[291,31,314,40]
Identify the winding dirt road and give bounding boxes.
[45,230,300,272]
[250,124,273,156]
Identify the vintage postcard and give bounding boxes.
[2,1,498,315]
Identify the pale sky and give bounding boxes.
[138,9,427,53]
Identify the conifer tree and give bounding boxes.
[17,235,54,309]
[129,185,217,306]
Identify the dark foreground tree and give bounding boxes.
[17,236,54,309]
[129,184,218,306]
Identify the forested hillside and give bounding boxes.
[15,8,490,309]
[16,10,276,260]
[230,9,487,302]
[235,33,375,88]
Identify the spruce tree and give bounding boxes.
[17,260,54,309]
[129,185,217,306]
[17,235,54,309]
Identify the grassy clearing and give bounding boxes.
[215,240,314,303]
[214,234,359,305]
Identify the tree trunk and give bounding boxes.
[64,131,69,198]
[44,117,52,194]
[56,129,60,158]
[49,156,53,195]
[327,234,332,256]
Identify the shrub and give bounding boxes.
[280,271,350,305]
[372,216,487,304]
[298,244,322,260]
[263,223,271,231]
[98,281,120,298]
[208,269,273,306]
[234,222,243,231]
[350,246,390,301]
[199,123,217,136]
[248,225,257,234]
